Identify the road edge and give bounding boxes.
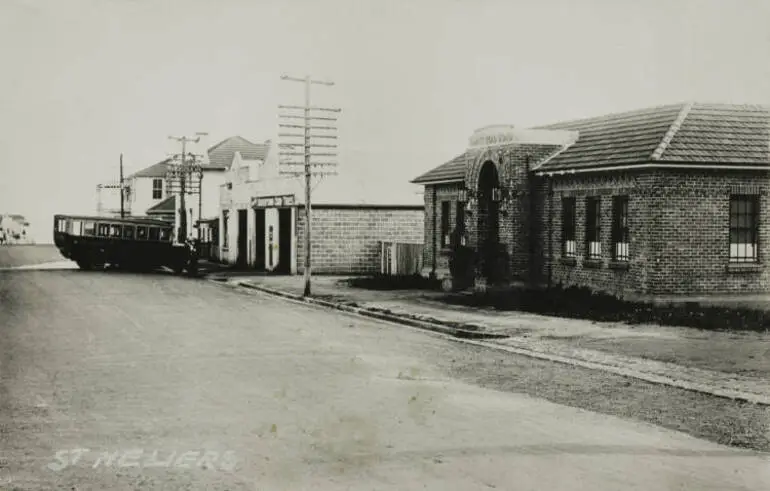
[214,277,770,407]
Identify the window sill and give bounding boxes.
[560,256,577,266]
[608,260,630,271]
[583,259,604,269]
[726,262,762,273]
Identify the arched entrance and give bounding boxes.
[477,161,500,281]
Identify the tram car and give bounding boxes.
[53,214,196,274]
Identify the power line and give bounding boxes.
[278,74,341,297]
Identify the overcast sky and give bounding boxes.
[2,0,769,243]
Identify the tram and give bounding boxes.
[53,214,197,274]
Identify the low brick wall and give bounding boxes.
[295,205,423,274]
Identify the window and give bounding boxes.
[71,220,83,236]
[440,201,451,248]
[562,197,576,257]
[136,226,148,240]
[148,227,160,241]
[97,224,110,237]
[612,196,630,261]
[222,211,229,248]
[455,201,465,246]
[110,224,122,237]
[160,228,171,241]
[729,195,759,263]
[152,179,163,200]
[123,226,134,239]
[83,221,96,236]
[585,197,602,259]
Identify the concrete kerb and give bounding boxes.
[213,277,770,407]
[234,281,506,340]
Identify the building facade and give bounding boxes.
[219,140,424,274]
[412,103,770,300]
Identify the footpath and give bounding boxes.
[200,264,770,407]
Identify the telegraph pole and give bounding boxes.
[119,153,125,218]
[168,134,204,242]
[279,74,340,297]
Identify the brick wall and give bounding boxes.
[544,170,649,297]
[543,168,770,297]
[295,205,424,274]
[422,183,463,276]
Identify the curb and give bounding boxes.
[234,281,507,340]
[215,277,770,407]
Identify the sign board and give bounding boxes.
[251,194,296,208]
[468,125,518,149]
[468,125,580,149]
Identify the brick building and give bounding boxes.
[220,139,424,274]
[412,103,770,300]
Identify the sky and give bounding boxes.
[1,0,769,244]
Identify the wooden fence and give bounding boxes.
[380,241,423,276]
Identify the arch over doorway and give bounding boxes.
[477,160,501,281]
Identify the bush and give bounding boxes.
[438,285,770,332]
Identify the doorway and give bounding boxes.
[237,209,248,267]
[254,208,266,270]
[477,161,500,281]
[275,208,292,274]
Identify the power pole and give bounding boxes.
[119,153,125,218]
[168,134,205,242]
[278,74,341,297]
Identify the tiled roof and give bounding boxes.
[534,103,684,171]
[657,103,770,164]
[410,153,468,184]
[128,136,268,179]
[130,159,172,178]
[146,195,175,214]
[411,102,770,182]
[537,102,770,171]
[207,136,268,168]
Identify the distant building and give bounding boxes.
[412,102,770,301]
[219,140,424,274]
[95,136,262,242]
[0,214,32,244]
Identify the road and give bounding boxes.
[1,256,769,490]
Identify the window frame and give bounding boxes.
[440,200,451,248]
[729,194,760,263]
[562,197,576,257]
[611,195,630,262]
[136,226,148,240]
[585,197,602,259]
[152,179,163,200]
[455,200,466,246]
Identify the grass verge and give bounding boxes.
[440,342,770,452]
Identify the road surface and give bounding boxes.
[1,258,768,490]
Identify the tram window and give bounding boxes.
[159,228,171,241]
[110,225,122,237]
[71,220,83,236]
[136,226,148,240]
[97,224,110,237]
[148,227,160,241]
[57,219,67,232]
[123,226,135,239]
[83,221,96,235]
